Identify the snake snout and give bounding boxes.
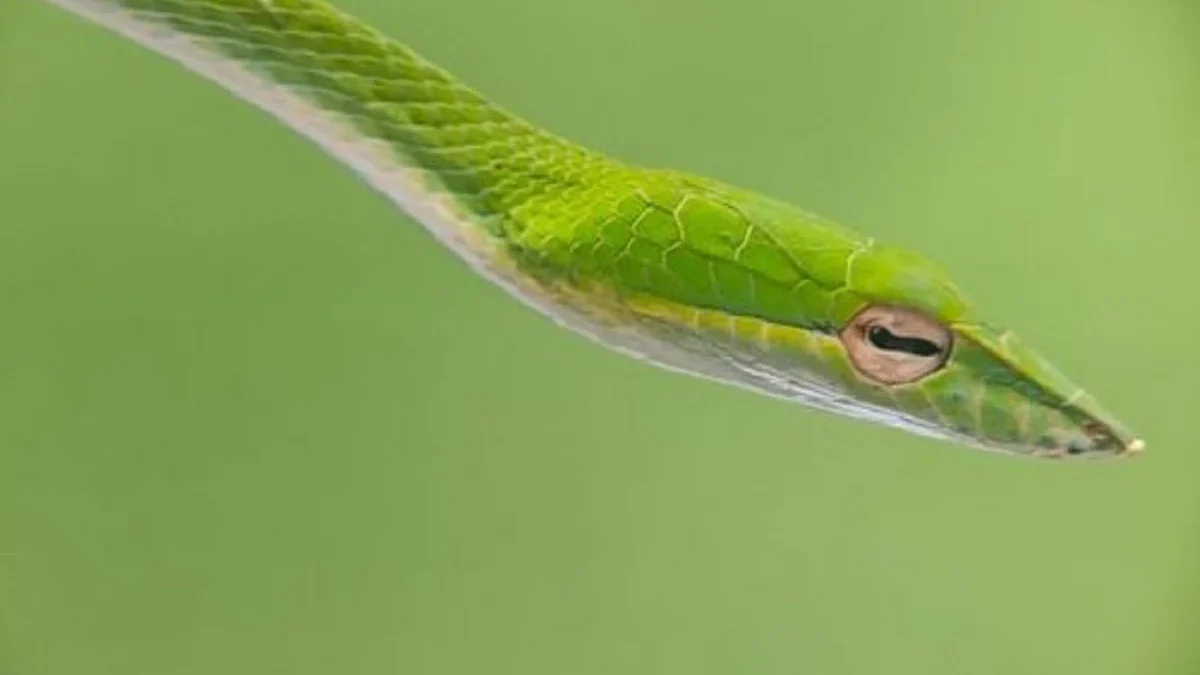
[1070,419,1144,458]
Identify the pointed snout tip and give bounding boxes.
[1123,438,1146,456]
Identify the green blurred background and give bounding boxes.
[0,1,1197,673]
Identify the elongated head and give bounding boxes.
[575,182,1140,459]
[617,189,1142,458]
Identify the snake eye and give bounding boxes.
[841,305,951,385]
[866,325,942,357]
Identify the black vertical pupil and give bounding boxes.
[866,325,942,357]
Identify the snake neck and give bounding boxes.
[64,0,616,222]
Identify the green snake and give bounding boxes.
[40,0,1143,459]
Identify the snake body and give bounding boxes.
[38,0,1143,458]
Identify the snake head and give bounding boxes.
[827,244,1143,458]
[573,178,1140,459]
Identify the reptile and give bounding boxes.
[35,0,1144,458]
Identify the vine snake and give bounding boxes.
[37,0,1143,459]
